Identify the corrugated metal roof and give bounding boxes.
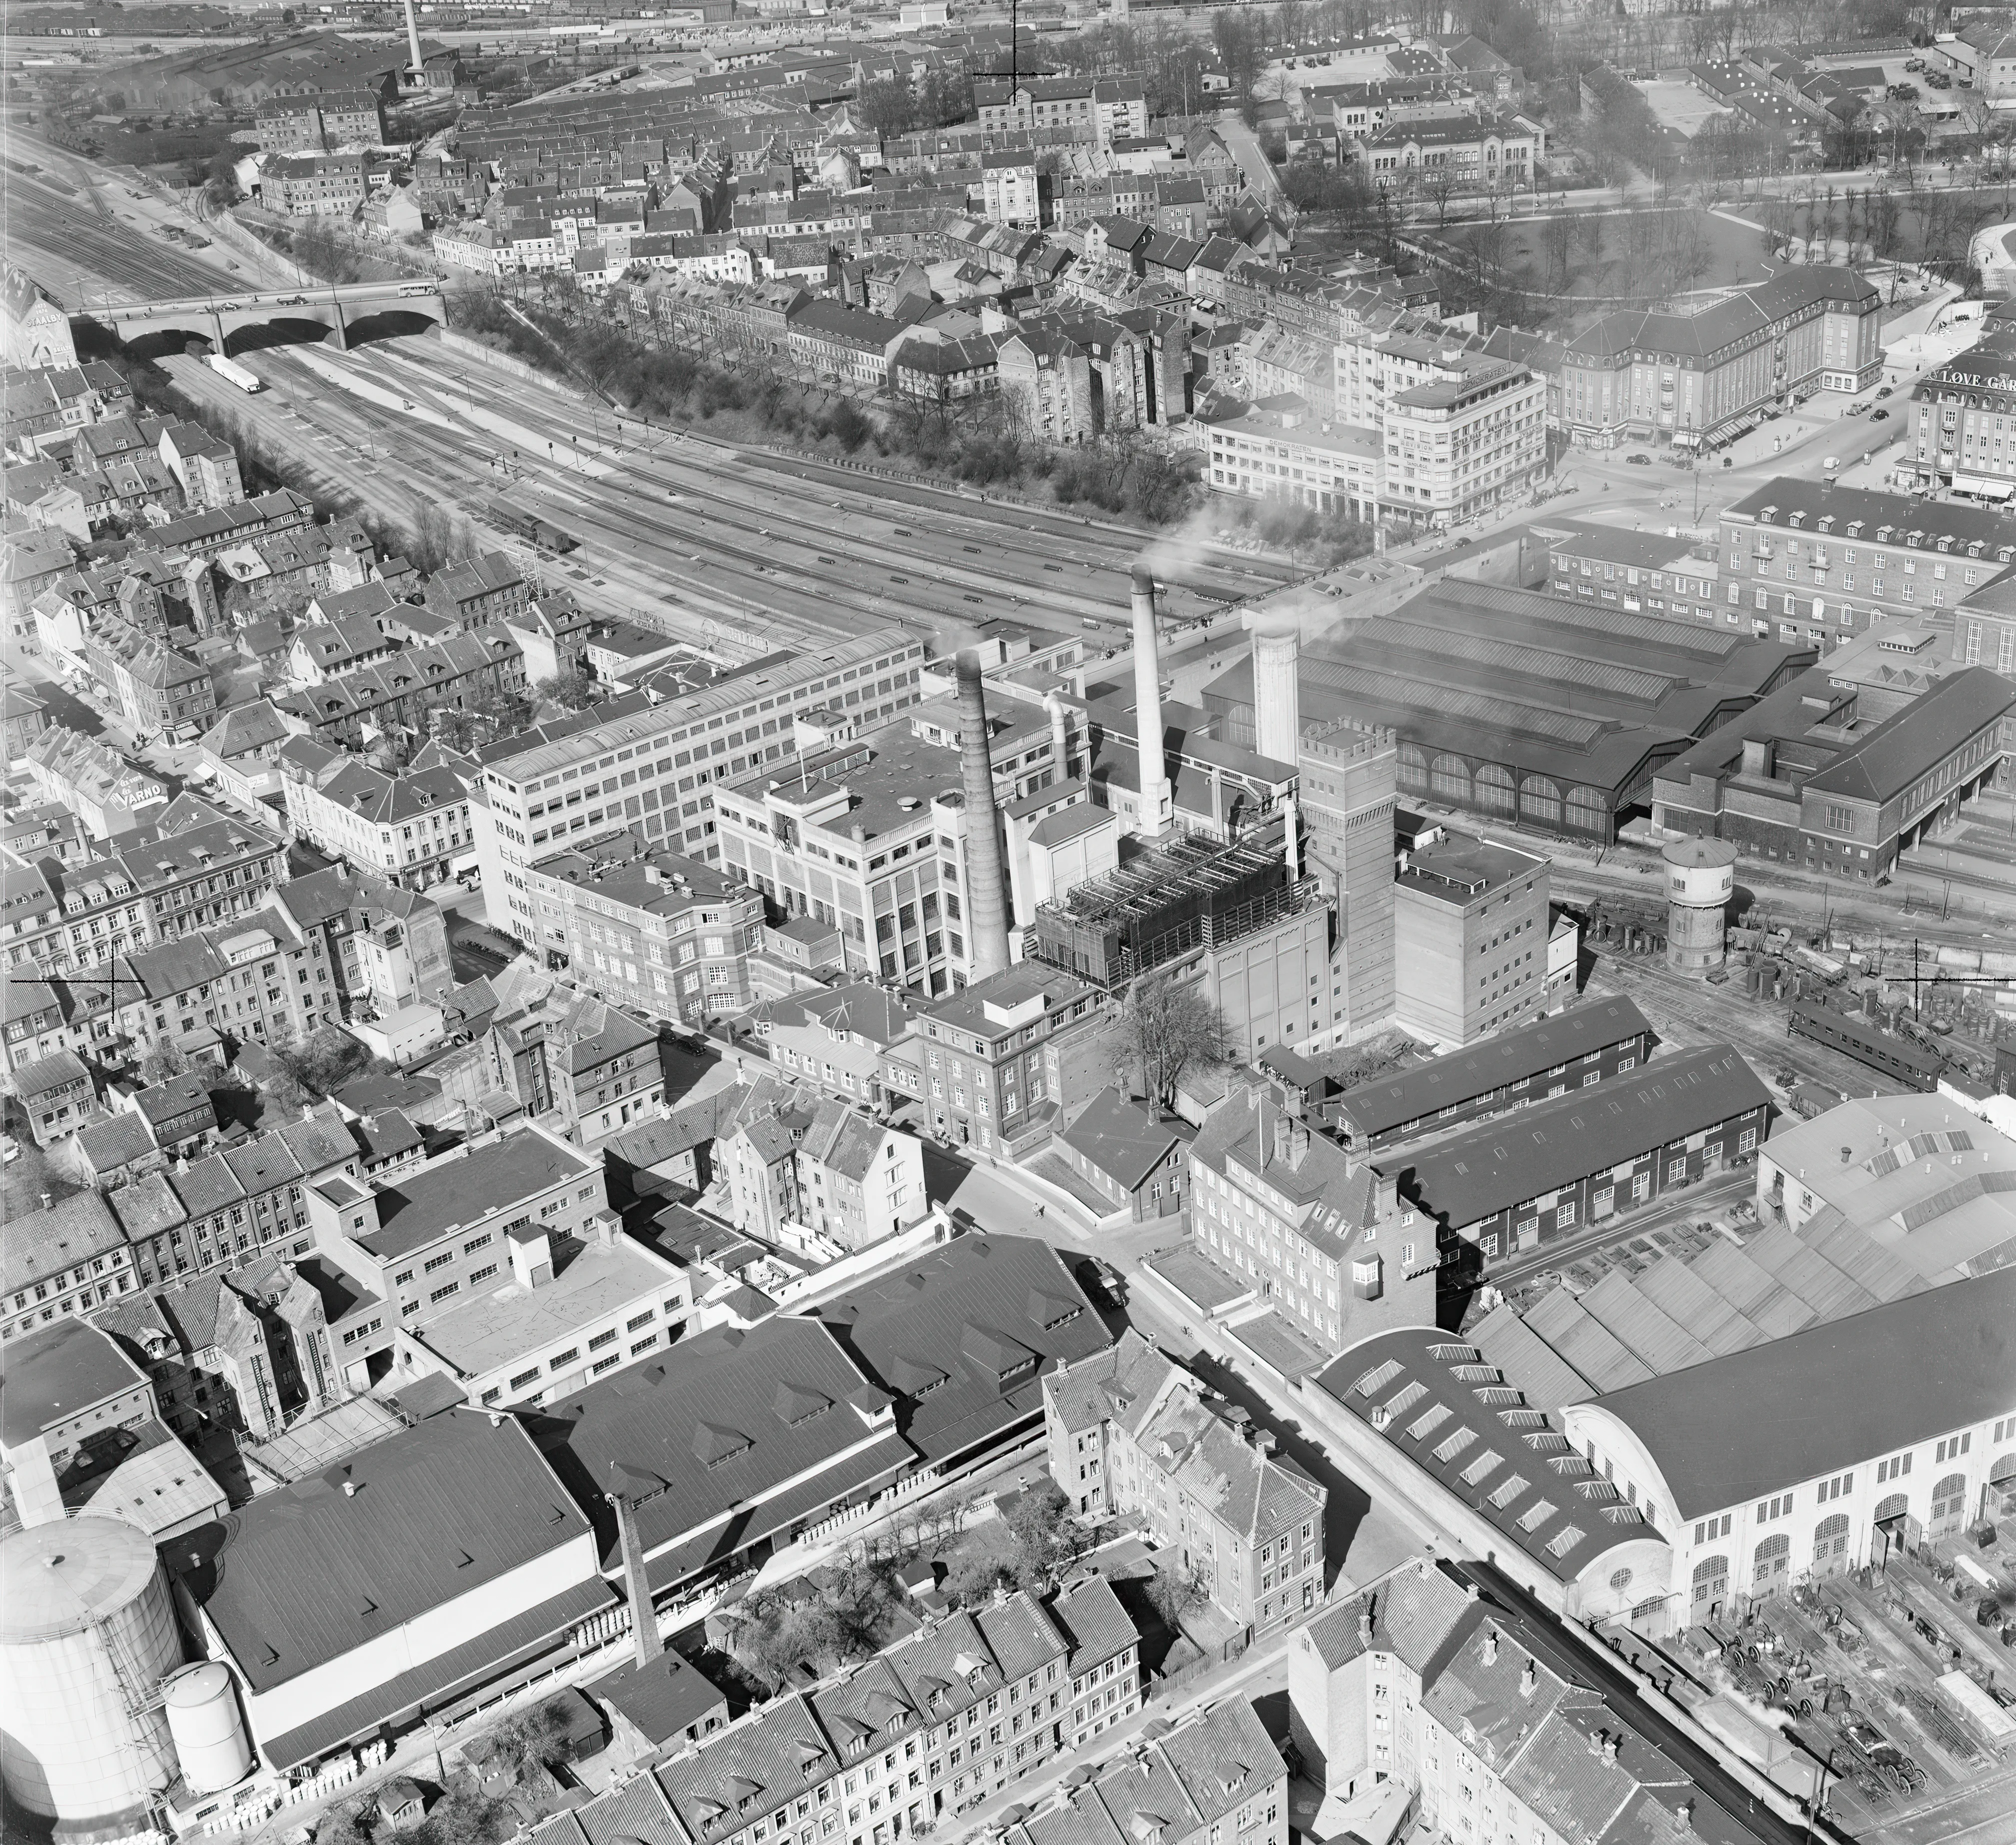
[1630,1258,1770,1357]
[1467,1303,1596,1412]
[1742,1224,1882,1322]
[1796,1207,1930,1303]
[1522,1289,1656,1394]
[1574,1269,1719,1377]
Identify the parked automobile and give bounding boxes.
[1872,408,1890,420]
[1877,386,1894,397]
[1627,452,1652,465]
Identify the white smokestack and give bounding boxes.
[1251,610,1301,766]
[1044,689,1071,781]
[1131,565,1172,840]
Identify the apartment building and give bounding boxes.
[422,553,528,632]
[524,830,766,1028]
[976,149,1039,228]
[0,807,287,978]
[1548,529,1722,627]
[1720,478,2016,642]
[433,959,664,1146]
[88,906,334,1056]
[1202,394,1381,522]
[712,699,1060,999]
[83,617,217,741]
[754,983,915,1110]
[261,153,369,216]
[19,726,167,838]
[1381,348,1547,532]
[1046,1330,1326,1635]
[1003,1699,1286,1845]
[279,625,525,752]
[268,868,453,1019]
[471,629,922,941]
[103,1106,364,1295]
[1290,1560,1781,1845]
[721,1083,927,1250]
[974,74,1148,145]
[787,300,902,389]
[279,743,473,888]
[1908,328,2016,500]
[3,1192,138,1347]
[911,964,1109,1158]
[1187,1084,1407,1355]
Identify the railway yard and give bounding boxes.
[153,336,1292,661]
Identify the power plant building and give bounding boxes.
[1203,580,1814,842]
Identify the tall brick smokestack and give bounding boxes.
[1131,565,1172,840]
[956,649,1012,980]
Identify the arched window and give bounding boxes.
[1521,775,1562,825]
[1475,763,1517,816]
[1753,1533,1790,1590]
[1874,1492,1910,1525]
[1692,1554,1729,1604]
[1992,1452,2016,1490]
[1565,787,1608,834]
[1930,1472,1969,1533]
[1813,1513,1850,1570]
[1397,743,1428,792]
[1430,754,1471,803]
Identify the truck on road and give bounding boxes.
[206,353,262,393]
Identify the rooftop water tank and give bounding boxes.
[161,1663,252,1797]
[0,1518,183,1836]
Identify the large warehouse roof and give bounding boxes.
[1389,1044,1772,1231]
[812,1234,1114,1467]
[1203,579,1810,797]
[1574,1266,2016,1520]
[182,1408,596,1695]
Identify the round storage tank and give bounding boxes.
[160,1664,251,1797]
[1663,837,1739,973]
[0,1519,183,1836]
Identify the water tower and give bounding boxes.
[1663,837,1738,974]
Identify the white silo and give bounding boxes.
[0,1518,184,1836]
[161,1664,252,1796]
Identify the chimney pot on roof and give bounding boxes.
[1604,1736,1619,1763]
[40,1192,52,1210]
[1521,1661,1537,1697]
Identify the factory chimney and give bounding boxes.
[1281,791,1300,881]
[1130,566,1172,840]
[1043,688,1072,780]
[401,0,425,79]
[955,649,1013,980]
[1250,609,1301,766]
[609,1489,664,1668]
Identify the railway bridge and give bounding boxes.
[81,277,446,353]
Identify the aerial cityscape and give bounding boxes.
[2,2,2015,1845]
